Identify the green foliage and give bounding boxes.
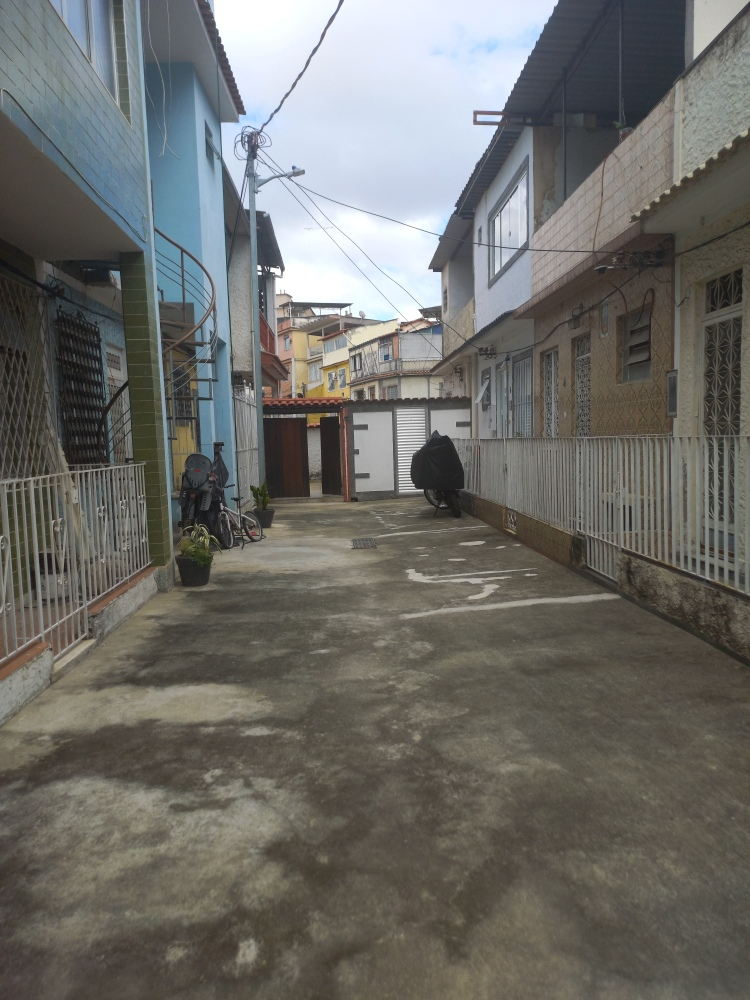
[178,523,221,566]
[250,482,271,510]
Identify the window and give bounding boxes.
[338,367,347,389]
[324,334,347,353]
[489,170,528,278]
[354,389,365,400]
[477,368,491,411]
[308,362,320,383]
[368,385,376,400]
[620,302,652,382]
[386,385,398,400]
[205,123,215,167]
[573,335,591,438]
[50,0,118,98]
[512,351,533,437]
[327,371,337,392]
[442,286,448,314]
[351,352,362,373]
[283,335,291,352]
[378,340,392,363]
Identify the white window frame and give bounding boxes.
[327,370,337,392]
[351,352,362,374]
[488,160,529,282]
[338,367,347,389]
[49,0,118,99]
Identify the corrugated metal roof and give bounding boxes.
[451,0,685,220]
[257,211,284,272]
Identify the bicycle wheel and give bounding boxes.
[241,512,263,542]
[217,510,234,549]
[424,489,447,509]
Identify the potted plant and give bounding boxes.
[175,523,221,587]
[251,483,275,528]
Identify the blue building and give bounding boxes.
[141,0,245,499]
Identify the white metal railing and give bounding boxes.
[234,390,259,506]
[0,464,150,665]
[455,436,749,594]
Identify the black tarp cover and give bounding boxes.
[410,431,465,490]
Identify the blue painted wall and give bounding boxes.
[145,61,236,490]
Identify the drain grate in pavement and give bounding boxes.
[352,538,378,549]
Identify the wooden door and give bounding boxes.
[320,416,342,495]
[264,417,310,498]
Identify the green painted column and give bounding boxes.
[120,251,173,584]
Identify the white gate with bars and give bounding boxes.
[234,390,259,506]
[455,436,749,595]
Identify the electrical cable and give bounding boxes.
[259,149,471,375]
[291,181,613,256]
[259,0,346,133]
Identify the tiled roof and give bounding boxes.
[264,397,346,412]
[196,0,245,117]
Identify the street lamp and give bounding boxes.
[246,143,304,486]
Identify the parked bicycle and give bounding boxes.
[178,452,262,548]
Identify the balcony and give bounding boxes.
[350,358,436,383]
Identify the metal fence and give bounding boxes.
[1,463,150,665]
[234,390,259,507]
[455,436,749,594]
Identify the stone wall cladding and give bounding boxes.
[531,95,674,295]
[618,551,750,663]
[443,297,475,359]
[533,266,675,437]
[471,495,580,568]
[0,0,149,244]
[680,9,750,175]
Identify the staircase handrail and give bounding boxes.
[154,226,217,357]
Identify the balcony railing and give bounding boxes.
[1,464,150,666]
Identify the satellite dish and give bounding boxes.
[359,310,366,319]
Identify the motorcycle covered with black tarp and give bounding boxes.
[410,430,464,517]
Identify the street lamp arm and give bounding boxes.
[256,168,305,190]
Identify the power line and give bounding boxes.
[292,181,613,255]
[259,0,346,132]
[261,160,446,391]
[261,150,474,370]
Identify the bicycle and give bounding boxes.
[216,491,263,548]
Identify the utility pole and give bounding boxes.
[240,126,304,487]
[245,133,265,485]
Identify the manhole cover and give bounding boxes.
[352,538,377,549]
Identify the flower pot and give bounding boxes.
[175,554,212,587]
[255,508,275,529]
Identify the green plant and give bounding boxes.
[178,523,221,566]
[250,483,271,510]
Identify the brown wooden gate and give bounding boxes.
[320,416,342,495]
[264,417,310,498]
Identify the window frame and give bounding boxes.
[487,157,529,285]
[49,0,119,102]
[619,303,653,383]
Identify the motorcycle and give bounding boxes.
[410,430,464,518]
[178,448,231,545]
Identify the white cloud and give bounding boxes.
[215,0,556,319]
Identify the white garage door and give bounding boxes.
[396,407,427,493]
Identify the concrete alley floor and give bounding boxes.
[1,498,750,1000]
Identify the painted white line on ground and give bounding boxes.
[459,540,486,546]
[408,568,537,582]
[400,593,621,620]
[376,527,482,538]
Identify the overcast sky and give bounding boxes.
[215,0,556,321]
